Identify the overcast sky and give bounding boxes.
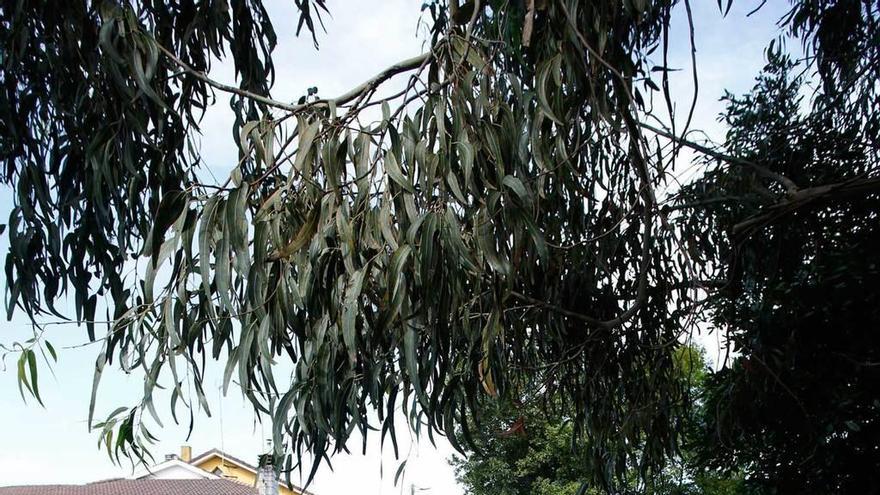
[0,2,792,493]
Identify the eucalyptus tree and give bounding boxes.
[2,0,878,490]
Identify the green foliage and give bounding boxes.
[451,400,593,495]
[1,0,878,491]
[451,347,751,495]
[676,8,880,492]
[3,1,692,485]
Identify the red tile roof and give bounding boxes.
[0,479,258,495]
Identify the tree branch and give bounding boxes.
[156,41,431,115]
[639,121,800,194]
[732,175,880,237]
[510,291,611,326]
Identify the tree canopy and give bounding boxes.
[2,0,878,491]
[683,47,880,495]
[451,347,750,495]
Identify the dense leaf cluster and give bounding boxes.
[1,0,325,329]
[2,0,879,492]
[676,3,880,491]
[452,348,752,495]
[2,0,691,484]
[681,56,880,492]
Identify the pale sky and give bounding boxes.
[0,2,791,493]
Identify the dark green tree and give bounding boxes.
[451,347,752,495]
[451,400,595,495]
[675,4,880,491]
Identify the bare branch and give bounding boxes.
[156,41,431,115]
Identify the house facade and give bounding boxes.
[187,448,301,495]
[1,446,312,495]
[134,446,308,495]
